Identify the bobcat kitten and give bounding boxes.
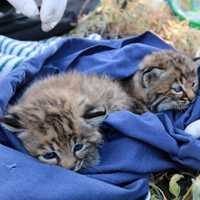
[1,72,132,171]
[122,50,199,113]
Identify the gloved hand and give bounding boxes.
[185,119,200,139]
[6,0,68,32]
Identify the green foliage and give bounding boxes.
[150,183,167,200]
[169,174,184,199]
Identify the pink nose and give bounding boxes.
[186,90,195,101]
[60,156,76,169]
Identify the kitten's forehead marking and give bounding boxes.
[147,53,195,81]
[142,51,195,70]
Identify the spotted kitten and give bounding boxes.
[1,72,132,171]
[122,50,199,113]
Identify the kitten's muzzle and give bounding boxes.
[59,156,77,170]
[185,90,196,102]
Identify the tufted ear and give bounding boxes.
[142,67,165,88]
[0,113,24,132]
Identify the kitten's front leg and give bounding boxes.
[185,120,200,139]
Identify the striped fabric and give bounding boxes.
[0,34,102,79]
[0,36,63,78]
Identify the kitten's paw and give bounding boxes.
[185,119,200,139]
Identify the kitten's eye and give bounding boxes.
[83,106,106,119]
[73,143,84,153]
[83,105,107,127]
[171,84,182,93]
[42,152,58,160]
[192,81,196,87]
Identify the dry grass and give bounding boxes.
[70,0,200,57]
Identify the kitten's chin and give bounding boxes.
[156,102,190,112]
[175,104,191,111]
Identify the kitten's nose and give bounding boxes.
[185,90,195,102]
[60,157,76,170]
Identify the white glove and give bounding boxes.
[7,0,68,32]
[185,119,200,139]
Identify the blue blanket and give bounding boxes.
[0,32,200,200]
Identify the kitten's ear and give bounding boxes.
[83,105,107,127]
[0,114,24,132]
[142,67,165,88]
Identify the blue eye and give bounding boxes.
[172,84,182,93]
[42,152,58,160]
[73,144,84,152]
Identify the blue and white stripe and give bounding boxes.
[0,35,62,78]
[0,33,102,79]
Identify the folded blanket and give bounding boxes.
[0,32,200,200]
